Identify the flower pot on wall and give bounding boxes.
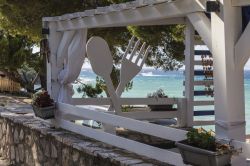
[32,104,55,119]
[176,141,232,166]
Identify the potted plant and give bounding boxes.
[147,89,174,111]
[32,90,55,119]
[176,128,234,166]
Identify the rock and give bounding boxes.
[72,151,79,162]
[51,144,57,158]
[19,129,24,141]
[62,148,71,165]
[14,129,19,143]
[18,144,24,162]
[10,146,15,160]
[45,143,50,157]
[15,146,19,163]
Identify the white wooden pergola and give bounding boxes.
[43,0,250,165]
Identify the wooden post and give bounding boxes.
[184,20,195,127]
[211,0,246,141]
[45,22,63,100]
[177,98,187,127]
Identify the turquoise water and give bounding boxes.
[73,69,250,134]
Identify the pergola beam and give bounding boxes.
[187,12,212,51]
[47,0,205,31]
[235,22,250,67]
[232,0,250,7]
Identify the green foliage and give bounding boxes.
[147,89,168,98]
[0,31,33,71]
[77,66,133,97]
[32,90,54,107]
[186,128,216,151]
[0,0,185,69]
[77,81,103,98]
[0,30,42,91]
[186,128,235,154]
[0,0,186,96]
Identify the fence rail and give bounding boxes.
[0,78,21,92]
[56,102,187,165]
[72,97,187,126]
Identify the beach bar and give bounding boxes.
[42,0,250,165]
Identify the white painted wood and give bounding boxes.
[43,0,205,31]
[183,80,213,86]
[47,22,63,100]
[212,0,246,141]
[55,118,186,165]
[86,37,121,113]
[235,22,250,67]
[194,80,213,86]
[72,97,180,105]
[193,100,214,106]
[57,102,187,141]
[177,98,187,127]
[193,120,215,126]
[184,20,195,127]
[107,36,150,111]
[118,111,179,120]
[231,0,250,6]
[194,60,203,66]
[187,12,212,51]
[116,36,151,96]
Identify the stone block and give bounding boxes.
[14,129,19,143]
[51,144,57,158]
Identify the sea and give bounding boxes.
[72,68,250,134]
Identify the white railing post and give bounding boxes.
[184,20,195,127]
[177,98,187,127]
[211,0,246,142]
[44,22,63,100]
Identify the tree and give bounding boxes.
[0,0,185,96]
[0,0,185,68]
[0,30,41,92]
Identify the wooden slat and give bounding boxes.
[0,78,21,92]
[194,90,213,96]
[194,80,213,86]
[194,50,212,56]
[194,60,203,66]
[57,102,187,141]
[231,0,250,7]
[194,70,205,76]
[118,110,178,120]
[193,100,214,106]
[56,119,186,165]
[194,110,214,116]
[193,120,215,126]
[183,91,214,96]
[72,97,180,106]
[44,0,206,31]
[183,80,213,86]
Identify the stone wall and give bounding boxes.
[0,110,167,166]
